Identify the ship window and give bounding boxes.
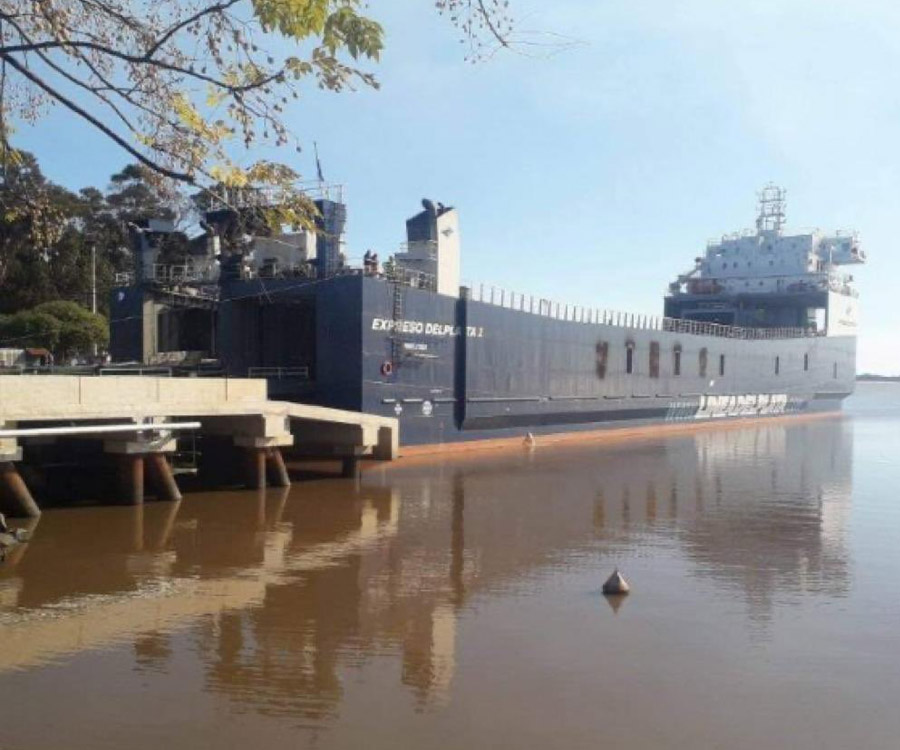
[775,356,780,375]
[804,353,809,371]
[733,262,738,268]
[769,260,774,266]
[673,345,682,376]
[722,263,727,270]
[699,347,708,377]
[626,342,635,375]
[649,342,660,378]
[596,341,609,379]
[833,362,838,379]
[719,354,726,376]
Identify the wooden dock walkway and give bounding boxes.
[0,375,397,517]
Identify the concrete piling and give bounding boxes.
[245,448,268,491]
[265,448,291,488]
[146,454,182,503]
[118,455,145,506]
[341,456,360,479]
[0,461,41,518]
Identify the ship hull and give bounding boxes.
[212,275,856,446]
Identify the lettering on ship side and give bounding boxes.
[665,394,808,422]
[371,318,484,338]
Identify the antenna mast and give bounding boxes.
[756,183,786,234]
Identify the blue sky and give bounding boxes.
[13,0,899,373]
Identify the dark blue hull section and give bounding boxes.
[215,276,856,446]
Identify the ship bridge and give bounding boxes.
[665,185,864,336]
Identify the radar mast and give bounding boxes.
[756,183,786,234]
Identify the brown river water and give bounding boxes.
[1,383,900,749]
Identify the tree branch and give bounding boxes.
[0,39,282,93]
[0,51,195,184]
[476,0,511,49]
[145,0,242,58]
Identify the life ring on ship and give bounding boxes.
[381,360,394,376]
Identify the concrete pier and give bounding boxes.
[0,375,398,516]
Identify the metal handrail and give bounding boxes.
[99,367,173,377]
[465,283,821,340]
[248,366,310,380]
[387,267,437,291]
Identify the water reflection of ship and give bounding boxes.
[677,421,853,624]
[0,418,853,716]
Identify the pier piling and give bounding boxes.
[265,449,291,488]
[147,454,182,503]
[245,448,268,491]
[0,461,41,518]
[117,455,145,506]
[341,456,360,479]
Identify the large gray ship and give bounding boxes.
[110,185,864,446]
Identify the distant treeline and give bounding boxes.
[0,153,179,356]
[857,374,900,382]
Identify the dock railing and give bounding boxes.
[466,283,819,340]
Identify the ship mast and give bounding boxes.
[756,183,787,234]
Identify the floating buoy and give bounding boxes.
[602,568,630,595]
[523,432,536,447]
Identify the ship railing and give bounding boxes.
[669,271,859,299]
[465,283,820,340]
[386,267,437,291]
[149,264,212,284]
[114,264,215,286]
[253,261,316,279]
[204,181,344,212]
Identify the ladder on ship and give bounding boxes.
[390,274,403,365]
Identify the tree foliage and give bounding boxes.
[0,3,524,328]
[0,2,520,216]
[0,301,108,357]
[33,300,108,355]
[0,151,179,324]
[435,1,516,61]
[0,309,62,352]
[0,1,383,193]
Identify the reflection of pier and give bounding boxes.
[0,417,854,714]
[0,487,398,674]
